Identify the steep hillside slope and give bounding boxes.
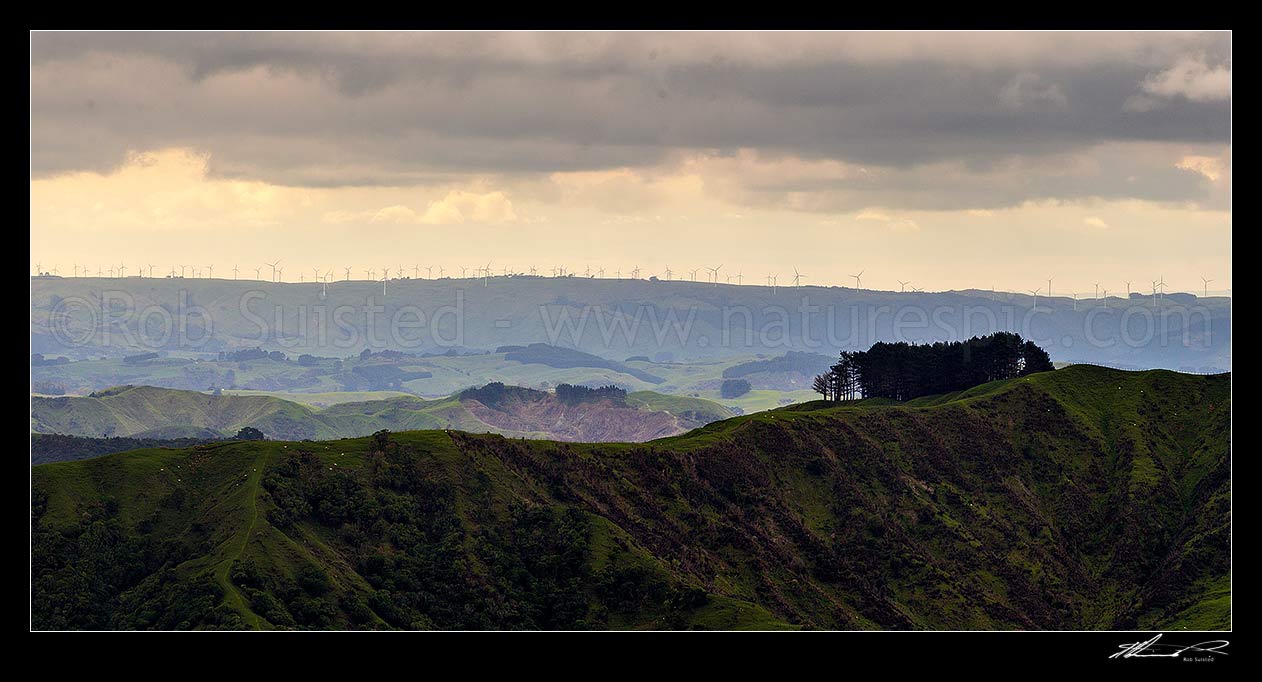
[31,366,1230,630]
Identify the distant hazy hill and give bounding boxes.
[30,277,1230,371]
[30,384,733,445]
[32,365,1229,630]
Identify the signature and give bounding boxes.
[1110,634,1230,660]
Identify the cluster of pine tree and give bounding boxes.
[813,332,1054,402]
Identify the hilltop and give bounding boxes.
[30,384,733,448]
[32,365,1230,630]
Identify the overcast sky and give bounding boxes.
[30,31,1231,294]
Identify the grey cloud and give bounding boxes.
[30,31,1231,208]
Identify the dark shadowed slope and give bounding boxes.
[32,365,1229,630]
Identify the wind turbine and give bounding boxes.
[1202,276,1213,298]
[1029,287,1041,310]
[849,270,864,289]
[460,265,469,278]
[413,264,421,279]
[631,266,641,280]
[118,262,127,278]
[266,260,281,282]
[528,265,537,276]
[898,280,910,292]
[202,264,212,279]
[664,266,673,281]
[437,266,445,278]
[1151,280,1159,308]
[735,271,743,286]
[792,268,806,289]
[706,264,722,286]
[425,265,434,279]
[689,268,699,282]
[771,274,779,294]
[1072,293,1078,311]
[1157,276,1167,305]
[1093,282,1101,299]
[148,264,157,278]
[1047,277,1053,298]
[381,266,390,281]
[254,266,262,280]
[34,261,41,276]
[484,261,493,286]
[276,267,284,282]
[1124,280,1132,298]
[585,265,593,278]
[597,267,605,278]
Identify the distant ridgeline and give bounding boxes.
[814,332,1055,402]
[31,277,1230,371]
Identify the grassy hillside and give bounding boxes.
[31,365,1230,630]
[32,385,734,445]
[30,347,790,410]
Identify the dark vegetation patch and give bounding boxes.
[504,343,665,384]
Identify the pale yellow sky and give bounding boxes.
[30,147,1230,294]
[30,31,1231,295]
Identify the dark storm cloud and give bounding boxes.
[29,31,1231,208]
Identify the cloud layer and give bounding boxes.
[31,31,1230,211]
[29,32,1232,293]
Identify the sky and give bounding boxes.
[30,31,1231,295]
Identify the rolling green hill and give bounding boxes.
[30,346,809,415]
[31,365,1230,630]
[31,384,734,445]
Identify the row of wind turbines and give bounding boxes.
[31,261,1224,299]
[1021,275,1222,310]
